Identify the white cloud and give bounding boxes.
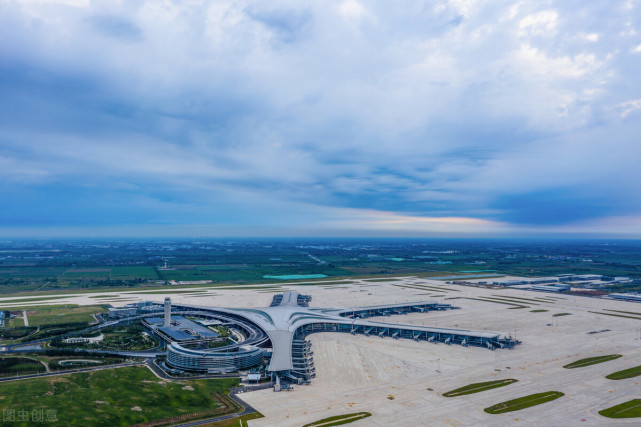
[0,0,639,234]
[618,99,641,118]
[518,10,558,37]
[338,0,368,21]
[586,32,599,41]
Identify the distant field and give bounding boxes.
[0,366,240,426]
[6,317,24,328]
[24,305,106,326]
[61,266,158,281]
[1,239,641,296]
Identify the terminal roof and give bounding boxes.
[176,291,505,372]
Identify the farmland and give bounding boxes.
[0,239,640,295]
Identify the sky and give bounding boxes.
[1,0,641,238]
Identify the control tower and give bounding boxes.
[164,297,171,327]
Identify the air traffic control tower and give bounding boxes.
[164,297,171,327]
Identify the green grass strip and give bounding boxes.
[563,354,622,369]
[553,313,572,317]
[588,311,641,321]
[530,309,549,313]
[606,365,641,380]
[393,284,441,291]
[443,379,518,397]
[0,296,69,304]
[491,295,553,303]
[599,399,641,418]
[394,284,458,292]
[604,309,641,317]
[484,391,564,414]
[303,412,372,427]
[0,304,81,311]
[446,296,528,309]
[482,296,539,306]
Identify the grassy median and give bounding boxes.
[599,399,641,418]
[606,365,641,380]
[443,379,518,397]
[303,412,372,426]
[563,355,621,369]
[484,391,564,414]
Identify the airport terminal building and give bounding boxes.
[140,292,520,380]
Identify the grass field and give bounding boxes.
[0,326,36,340]
[0,357,46,377]
[599,399,641,418]
[0,366,239,426]
[16,353,127,371]
[606,365,641,380]
[6,317,24,328]
[484,391,564,414]
[303,412,372,426]
[61,266,159,281]
[443,379,518,397]
[563,355,622,369]
[24,305,106,326]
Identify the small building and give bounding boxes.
[246,373,261,383]
[530,284,570,293]
[609,293,641,302]
[63,334,104,344]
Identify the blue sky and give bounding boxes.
[1,0,640,238]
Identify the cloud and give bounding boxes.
[88,15,143,42]
[0,0,640,236]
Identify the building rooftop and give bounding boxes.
[150,315,219,341]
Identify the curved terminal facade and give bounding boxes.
[167,342,264,374]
